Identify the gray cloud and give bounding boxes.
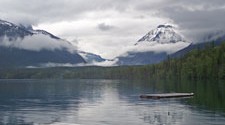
[0,0,135,25]
[1,0,224,35]
[97,23,115,31]
[158,0,225,42]
[133,0,225,42]
[1,0,225,58]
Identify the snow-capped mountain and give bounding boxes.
[135,24,186,45]
[115,24,191,65]
[0,19,86,68]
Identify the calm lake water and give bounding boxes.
[0,79,224,125]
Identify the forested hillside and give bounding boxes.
[150,42,225,80]
[0,42,224,80]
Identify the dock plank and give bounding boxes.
[140,93,194,99]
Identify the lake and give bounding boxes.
[0,79,224,125]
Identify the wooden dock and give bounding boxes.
[140,93,194,99]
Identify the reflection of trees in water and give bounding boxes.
[115,80,188,124]
[0,79,117,124]
[0,112,61,125]
[139,104,188,125]
[116,79,225,124]
[120,79,225,113]
[0,114,34,125]
[0,80,83,124]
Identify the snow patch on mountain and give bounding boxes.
[77,51,118,66]
[78,51,106,63]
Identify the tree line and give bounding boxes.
[0,42,224,80]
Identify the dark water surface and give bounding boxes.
[0,79,224,125]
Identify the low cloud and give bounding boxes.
[132,42,190,54]
[90,59,118,67]
[27,59,118,68]
[118,41,190,58]
[0,34,77,53]
[39,62,84,68]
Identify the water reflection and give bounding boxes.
[0,79,224,125]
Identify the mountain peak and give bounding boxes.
[136,24,186,45]
[157,24,173,28]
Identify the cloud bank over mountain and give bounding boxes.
[0,34,76,52]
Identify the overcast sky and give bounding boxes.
[1,0,225,59]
